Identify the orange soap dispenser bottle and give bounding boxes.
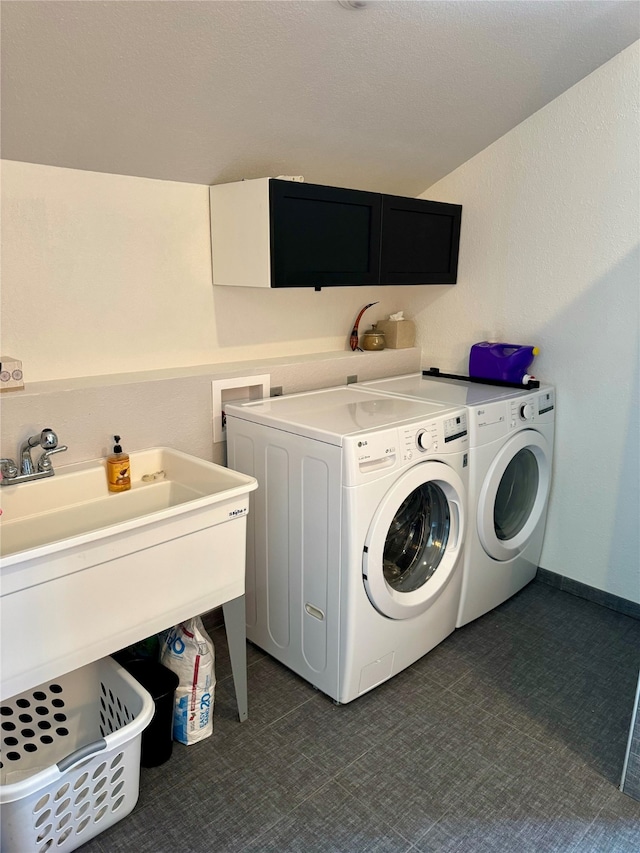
[107,435,131,493]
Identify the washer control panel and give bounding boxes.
[354,431,398,466]
[345,409,468,485]
[400,411,468,462]
[444,412,468,443]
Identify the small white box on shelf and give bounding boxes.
[376,315,416,349]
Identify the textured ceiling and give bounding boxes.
[1,1,638,196]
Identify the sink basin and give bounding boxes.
[1,447,255,558]
[0,447,257,701]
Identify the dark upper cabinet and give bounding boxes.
[380,195,461,285]
[270,180,382,288]
[210,178,461,289]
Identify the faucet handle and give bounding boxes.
[0,458,19,479]
[37,445,68,473]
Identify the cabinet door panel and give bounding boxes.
[270,181,382,288]
[380,196,461,285]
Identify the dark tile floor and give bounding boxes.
[83,581,640,852]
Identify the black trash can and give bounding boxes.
[124,660,180,767]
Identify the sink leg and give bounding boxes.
[222,595,248,722]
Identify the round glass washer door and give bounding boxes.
[477,430,551,562]
[363,461,465,620]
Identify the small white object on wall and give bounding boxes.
[0,356,24,391]
[212,374,271,443]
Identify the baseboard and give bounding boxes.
[536,568,640,620]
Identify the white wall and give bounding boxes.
[0,163,216,380]
[405,42,640,603]
[0,160,415,383]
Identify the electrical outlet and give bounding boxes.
[347,375,358,385]
[270,386,283,397]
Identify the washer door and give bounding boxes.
[477,430,551,562]
[363,461,465,620]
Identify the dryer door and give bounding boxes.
[477,429,551,562]
[363,461,465,620]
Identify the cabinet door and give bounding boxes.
[270,181,382,288]
[380,196,462,285]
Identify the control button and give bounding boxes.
[416,430,432,452]
[520,402,534,420]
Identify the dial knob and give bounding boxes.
[416,430,432,451]
[520,402,534,420]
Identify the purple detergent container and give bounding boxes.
[469,342,539,384]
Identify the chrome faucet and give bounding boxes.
[1,428,68,486]
[20,428,60,474]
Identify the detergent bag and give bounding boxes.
[160,616,215,745]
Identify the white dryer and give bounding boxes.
[225,386,468,704]
[356,374,555,626]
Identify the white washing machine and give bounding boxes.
[356,374,555,626]
[225,386,468,704]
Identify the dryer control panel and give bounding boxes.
[537,388,555,416]
[509,387,556,428]
[471,385,555,445]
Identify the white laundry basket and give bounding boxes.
[0,656,154,853]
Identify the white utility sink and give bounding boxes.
[0,448,257,703]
